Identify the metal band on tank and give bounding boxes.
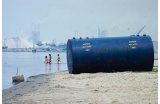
[67,40,73,74]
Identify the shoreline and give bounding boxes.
[3,60,158,103]
[3,70,158,104]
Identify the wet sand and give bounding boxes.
[3,61,158,104]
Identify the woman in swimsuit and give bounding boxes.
[45,56,49,64]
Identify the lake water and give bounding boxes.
[2,52,68,90]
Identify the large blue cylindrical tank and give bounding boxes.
[67,35,154,74]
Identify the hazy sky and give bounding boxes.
[2,0,158,43]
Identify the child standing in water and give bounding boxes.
[57,54,60,64]
[49,54,52,64]
[45,56,49,64]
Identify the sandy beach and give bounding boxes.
[3,60,158,104]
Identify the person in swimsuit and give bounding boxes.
[49,54,52,64]
[45,56,49,64]
[57,54,60,64]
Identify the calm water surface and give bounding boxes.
[2,52,67,90]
